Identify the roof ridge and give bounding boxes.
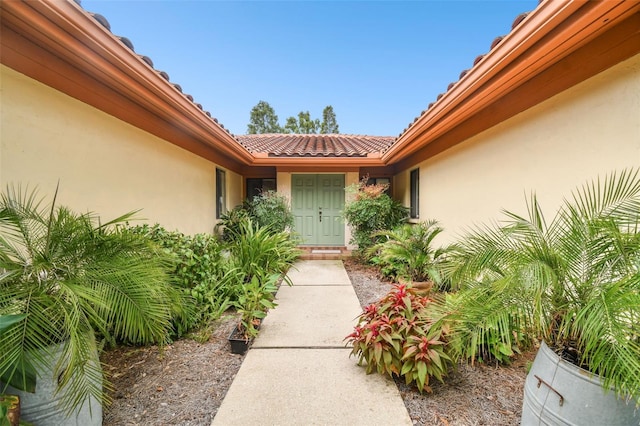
[238,133,394,138]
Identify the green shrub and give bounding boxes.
[437,290,531,365]
[443,169,640,401]
[234,273,279,340]
[0,185,183,413]
[216,203,251,242]
[129,224,240,333]
[131,215,300,335]
[342,179,408,253]
[250,191,294,234]
[345,283,453,393]
[217,191,294,241]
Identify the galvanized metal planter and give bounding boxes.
[2,342,102,426]
[521,341,638,425]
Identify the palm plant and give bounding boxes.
[369,221,453,288]
[0,185,182,415]
[444,169,640,401]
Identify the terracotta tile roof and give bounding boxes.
[237,134,394,157]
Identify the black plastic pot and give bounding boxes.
[228,326,251,355]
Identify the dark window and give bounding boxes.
[410,169,419,219]
[246,178,276,200]
[216,168,226,219]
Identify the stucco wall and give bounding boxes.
[396,53,640,244]
[226,170,243,210]
[393,169,410,212]
[0,65,238,235]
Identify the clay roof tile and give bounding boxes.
[512,13,529,29]
[90,13,110,31]
[118,36,134,50]
[237,134,394,157]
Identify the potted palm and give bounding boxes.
[0,185,183,425]
[445,169,639,424]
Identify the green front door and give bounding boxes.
[292,174,345,245]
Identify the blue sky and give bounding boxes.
[82,1,538,136]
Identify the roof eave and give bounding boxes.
[382,0,640,165]
[0,0,254,172]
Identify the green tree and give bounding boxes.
[288,108,341,134]
[247,100,282,134]
[296,111,320,134]
[283,111,320,134]
[320,105,339,134]
[249,102,340,134]
[283,116,300,134]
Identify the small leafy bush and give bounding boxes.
[216,203,252,242]
[437,290,531,365]
[129,224,240,333]
[345,283,453,392]
[234,274,279,340]
[0,186,184,413]
[217,191,294,241]
[251,191,294,234]
[342,177,408,253]
[368,220,454,289]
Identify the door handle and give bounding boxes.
[319,210,322,222]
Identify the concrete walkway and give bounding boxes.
[212,260,412,426]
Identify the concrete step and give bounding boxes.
[298,246,351,260]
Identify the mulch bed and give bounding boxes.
[101,258,534,425]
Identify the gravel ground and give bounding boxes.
[101,258,533,425]
[101,315,244,426]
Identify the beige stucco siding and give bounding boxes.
[226,170,243,210]
[0,65,237,235]
[396,53,640,244]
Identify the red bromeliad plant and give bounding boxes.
[400,332,450,392]
[345,283,453,392]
